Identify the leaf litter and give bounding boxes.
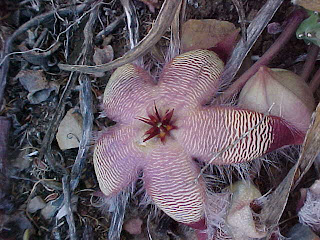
[0,0,319,239]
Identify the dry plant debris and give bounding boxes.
[0,0,320,240]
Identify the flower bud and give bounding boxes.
[226,181,266,239]
[238,66,315,133]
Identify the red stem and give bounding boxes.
[309,67,320,93]
[217,9,306,103]
[300,44,319,82]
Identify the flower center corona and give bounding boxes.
[137,104,177,143]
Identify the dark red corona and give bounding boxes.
[137,104,177,143]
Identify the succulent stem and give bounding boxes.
[217,9,306,103]
[309,67,320,93]
[301,44,319,82]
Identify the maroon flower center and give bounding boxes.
[137,104,177,143]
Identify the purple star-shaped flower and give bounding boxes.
[93,49,304,230]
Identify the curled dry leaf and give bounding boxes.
[10,147,33,172]
[56,195,78,220]
[93,45,114,77]
[298,179,320,234]
[44,192,59,202]
[238,66,315,133]
[260,101,320,239]
[292,0,320,12]
[27,196,46,213]
[56,108,83,150]
[40,199,60,220]
[180,19,238,53]
[15,69,59,104]
[18,41,62,70]
[93,45,114,65]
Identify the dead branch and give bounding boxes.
[121,0,140,49]
[108,191,130,240]
[95,13,125,43]
[216,9,306,103]
[58,0,181,74]
[261,101,320,239]
[0,1,94,107]
[62,175,77,240]
[218,0,284,95]
[231,0,247,42]
[70,1,98,191]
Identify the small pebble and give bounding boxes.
[123,217,143,235]
[287,223,320,240]
[27,196,46,213]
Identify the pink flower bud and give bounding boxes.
[238,66,315,133]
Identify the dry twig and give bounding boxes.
[121,0,139,49]
[216,9,306,103]
[70,1,98,191]
[231,0,247,42]
[261,101,320,239]
[39,1,99,172]
[0,1,93,107]
[95,13,125,43]
[217,0,284,97]
[58,0,181,74]
[62,175,77,240]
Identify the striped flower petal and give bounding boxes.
[176,106,304,165]
[158,49,224,110]
[93,124,145,196]
[103,64,156,124]
[143,141,206,228]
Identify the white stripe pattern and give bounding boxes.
[178,107,274,164]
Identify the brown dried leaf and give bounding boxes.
[292,0,320,12]
[93,45,114,65]
[93,45,114,77]
[15,69,59,104]
[260,101,320,239]
[181,19,238,53]
[56,108,83,150]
